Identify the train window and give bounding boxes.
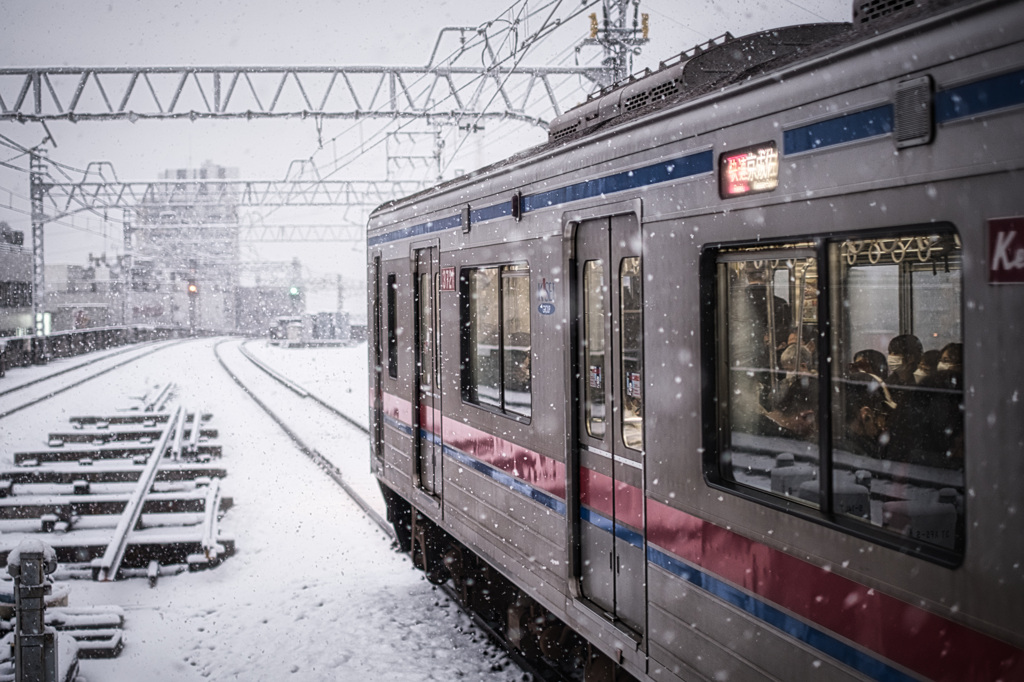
[620,257,643,450]
[829,234,963,550]
[418,272,432,390]
[583,260,606,438]
[706,229,964,561]
[716,249,821,509]
[502,265,532,418]
[387,273,398,379]
[461,263,532,418]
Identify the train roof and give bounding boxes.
[368,0,995,223]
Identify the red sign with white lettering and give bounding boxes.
[440,266,457,291]
[989,218,1024,284]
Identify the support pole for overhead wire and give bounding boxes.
[92,406,181,582]
[30,149,48,341]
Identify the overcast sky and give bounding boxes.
[0,0,850,285]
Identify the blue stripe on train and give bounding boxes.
[381,413,565,513]
[935,68,1024,122]
[783,68,1024,155]
[578,508,915,682]
[521,150,713,213]
[369,149,712,245]
[368,213,462,247]
[783,104,894,155]
[646,547,916,682]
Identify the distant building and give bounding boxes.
[44,255,126,332]
[0,222,33,336]
[129,161,240,332]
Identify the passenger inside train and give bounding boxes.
[711,232,965,549]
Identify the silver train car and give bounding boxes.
[366,0,1024,679]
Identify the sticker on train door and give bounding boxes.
[627,372,642,398]
[537,277,555,314]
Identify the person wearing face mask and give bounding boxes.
[915,349,941,385]
[888,341,964,466]
[932,342,963,388]
[886,334,923,387]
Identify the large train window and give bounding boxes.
[461,263,532,418]
[705,228,964,563]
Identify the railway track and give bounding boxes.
[0,339,185,420]
[216,338,570,682]
[212,338,386,531]
[2,337,567,680]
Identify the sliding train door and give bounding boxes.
[574,214,646,635]
[370,254,384,469]
[414,246,441,495]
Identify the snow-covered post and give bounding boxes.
[7,540,58,682]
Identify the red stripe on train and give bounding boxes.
[380,391,1022,679]
[579,466,643,530]
[381,390,412,425]
[442,415,566,500]
[382,392,566,500]
[646,497,1023,681]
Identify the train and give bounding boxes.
[365,0,1024,679]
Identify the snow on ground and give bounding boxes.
[231,339,384,520]
[242,340,369,428]
[1,337,527,682]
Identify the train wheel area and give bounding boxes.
[381,483,639,682]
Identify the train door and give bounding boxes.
[574,214,646,635]
[414,246,441,495]
[370,254,384,468]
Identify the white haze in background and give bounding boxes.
[0,0,849,303]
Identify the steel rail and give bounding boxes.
[237,339,368,435]
[211,339,386,533]
[215,339,567,682]
[92,405,182,582]
[0,340,163,399]
[0,340,186,420]
[199,478,223,560]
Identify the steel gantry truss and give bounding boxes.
[37,173,429,223]
[10,0,650,334]
[0,64,606,126]
[0,0,648,126]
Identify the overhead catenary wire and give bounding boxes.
[307,0,603,181]
[241,0,602,226]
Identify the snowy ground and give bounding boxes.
[1,337,527,682]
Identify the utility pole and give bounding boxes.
[29,149,48,339]
[579,0,650,89]
[187,258,198,336]
[122,209,133,327]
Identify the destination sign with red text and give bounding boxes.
[720,141,779,198]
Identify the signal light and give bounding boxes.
[289,286,300,297]
[187,281,198,297]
